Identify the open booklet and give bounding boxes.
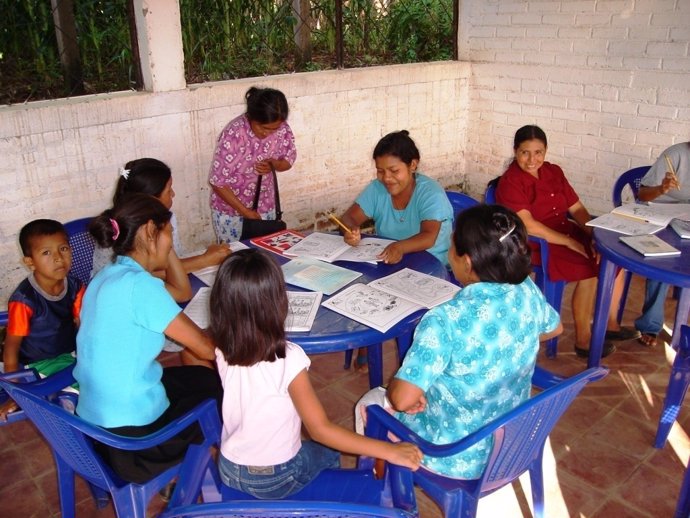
[321,268,461,333]
[284,232,396,264]
[587,203,690,235]
[182,286,324,332]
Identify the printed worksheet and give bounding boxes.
[286,291,323,332]
[369,268,460,308]
[334,237,396,263]
[586,213,665,236]
[321,283,423,333]
[183,287,211,328]
[285,233,396,263]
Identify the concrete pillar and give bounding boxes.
[133,0,186,92]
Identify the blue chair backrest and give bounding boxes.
[484,181,497,204]
[365,367,608,516]
[64,217,95,286]
[445,191,479,217]
[612,165,651,207]
[159,501,415,518]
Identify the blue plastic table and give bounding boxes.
[589,227,690,368]
[189,245,449,388]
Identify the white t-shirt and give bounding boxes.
[216,341,310,466]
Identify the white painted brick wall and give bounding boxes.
[0,63,470,304]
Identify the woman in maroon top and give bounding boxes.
[496,125,638,358]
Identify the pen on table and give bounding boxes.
[327,213,352,234]
[664,154,681,189]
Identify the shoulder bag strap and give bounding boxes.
[272,164,282,221]
[251,165,282,220]
[251,173,263,211]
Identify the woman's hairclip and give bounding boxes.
[119,167,130,180]
[110,218,120,241]
[499,224,516,242]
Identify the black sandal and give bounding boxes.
[574,341,616,359]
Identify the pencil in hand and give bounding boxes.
[327,213,352,234]
[664,154,681,189]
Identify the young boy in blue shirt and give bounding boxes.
[0,219,84,419]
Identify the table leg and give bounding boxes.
[589,258,618,369]
[396,331,413,363]
[367,343,383,388]
[671,288,690,350]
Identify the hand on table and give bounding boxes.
[203,243,232,265]
[377,242,404,264]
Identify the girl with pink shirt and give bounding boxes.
[208,249,422,499]
[208,87,297,242]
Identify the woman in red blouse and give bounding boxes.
[496,125,637,358]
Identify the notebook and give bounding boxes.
[670,219,690,239]
[619,235,681,257]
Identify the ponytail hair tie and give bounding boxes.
[119,167,130,180]
[110,218,120,241]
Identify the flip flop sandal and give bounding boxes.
[638,333,657,348]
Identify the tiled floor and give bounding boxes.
[1,274,688,518]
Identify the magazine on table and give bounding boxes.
[285,291,323,332]
[282,257,362,295]
[321,269,461,333]
[284,232,395,264]
[250,229,305,255]
[619,235,681,257]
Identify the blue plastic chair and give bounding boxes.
[64,217,96,286]
[485,181,566,358]
[612,166,651,322]
[0,365,221,518]
[0,366,41,425]
[446,191,480,216]
[364,367,608,518]
[167,434,394,511]
[159,501,415,518]
[655,325,690,449]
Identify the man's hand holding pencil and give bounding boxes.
[662,153,681,193]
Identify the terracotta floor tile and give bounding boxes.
[2,273,689,517]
